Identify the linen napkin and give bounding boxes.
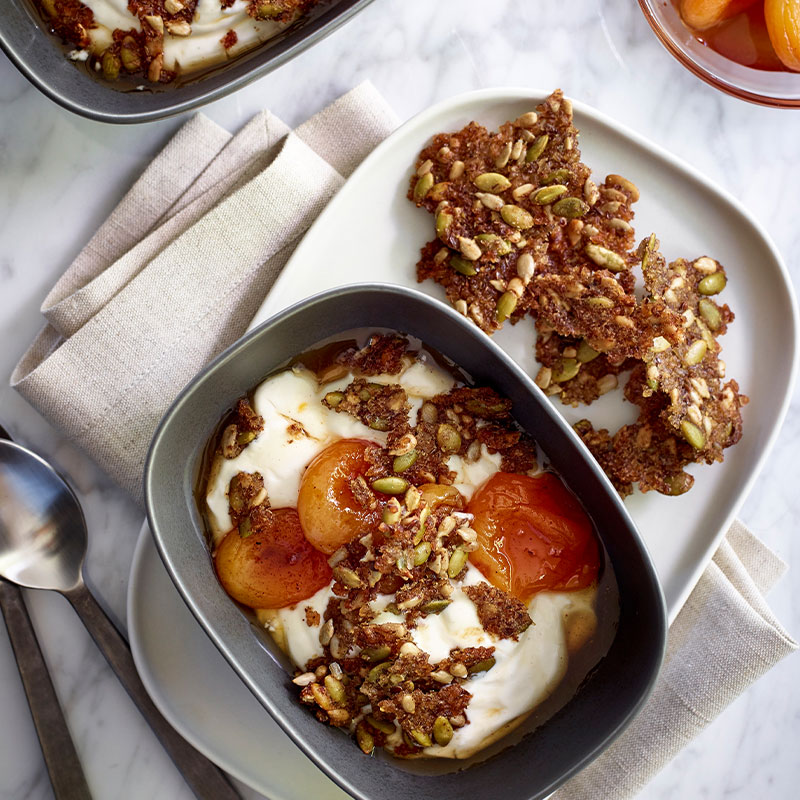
[10,83,797,799]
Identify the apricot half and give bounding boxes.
[215,507,331,609]
[467,472,600,603]
[297,439,382,554]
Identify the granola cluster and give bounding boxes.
[408,90,746,497]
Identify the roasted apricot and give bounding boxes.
[215,507,331,609]
[765,0,800,71]
[467,472,600,603]
[297,439,382,554]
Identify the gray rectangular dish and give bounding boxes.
[145,283,667,800]
[0,0,374,123]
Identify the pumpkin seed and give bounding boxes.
[552,358,580,383]
[413,172,434,202]
[437,423,462,453]
[474,233,512,256]
[324,675,346,704]
[254,1,283,18]
[120,37,141,72]
[366,661,391,682]
[500,204,534,229]
[421,599,451,614]
[474,172,511,193]
[372,476,409,495]
[666,472,692,496]
[525,134,549,162]
[450,254,478,276]
[435,209,453,239]
[238,516,253,538]
[585,244,627,272]
[236,430,256,445]
[366,715,395,735]
[543,168,571,185]
[356,722,374,754]
[324,391,344,407]
[532,184,568,205]
[413,541,432,566]
[332,566,362,588]
[698,298,722,331]
[468,657,496,674]
[495,290,519,322]
[393,450,418,473]
[552,196,589,219]
[576,340,600,363]
[447,546,468,578]
[101,49,121,80]
[433,716,454,746]
[409,729,433,748]
[362,645,391,662]
[369,418,390,431]
[684,340,707,366]
[698,272,726,295]
[681,420,706,449]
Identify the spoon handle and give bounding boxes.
[0,581,93,800]
[63,583,242,800]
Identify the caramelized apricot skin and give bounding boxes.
[215,508,331,609]
[680,0,759,30]
[467,472,600,603]
[765,0,800,71]
[297,439,382,554]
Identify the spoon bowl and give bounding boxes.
[0,440,86,593]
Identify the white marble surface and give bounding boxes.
[0,0,798,798]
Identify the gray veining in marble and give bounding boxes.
[1,0,798,798]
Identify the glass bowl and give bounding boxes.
[638,0,800,107]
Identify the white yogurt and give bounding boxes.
[271,565,596,760]
[79,0,286,74]
[206,360,461,543]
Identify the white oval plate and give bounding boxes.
[128,88,797,798]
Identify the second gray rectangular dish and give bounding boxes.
[0,0,374,123]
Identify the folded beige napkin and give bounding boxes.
[10,83,797,799]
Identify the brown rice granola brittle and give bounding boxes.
[637,237,745,462]
[574,365,697,497]
[533,322,635,406]
[408,90,594,331]
[530,265,683,363]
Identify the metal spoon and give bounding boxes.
[0,424,91,799]
[0,439,241,800]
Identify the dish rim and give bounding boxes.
[144,282,667,800]
[254,85,800,622]
[0,0,375,124]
